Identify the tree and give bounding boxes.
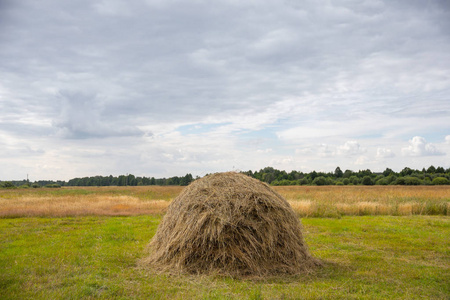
[375,178,388,185]
[262,172,275,184]
[127,174,137,186]
[180,173,193,186]
[313,176,327,186]
[141,177,151,185]
[362,176,373,185]
[334,167,343,178]
[349,176,360,185]
[299,178,309,185]
[289,170,302,180]
[0,181,15,188]
[427,165,436,173]
[262,167,275,175]
[385,175,397,185]
[383,168,394,177]
[404,176,421,185]
[436,166,445,173]
[358,169,372,177]
[395,177,406,185]
[432,177,449,185]
[343,169,354,178]
[118,175,127,186]
[400,167,413,176]
[243,170,253,177]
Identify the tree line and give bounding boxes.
[65,173,194,187]
[242,166,450,186]
[0,173,194,188]
[1,165,449,188]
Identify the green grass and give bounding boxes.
[1,216,449,299]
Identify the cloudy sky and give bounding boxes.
[1,0,449,181]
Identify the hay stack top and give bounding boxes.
[141,172,319,277]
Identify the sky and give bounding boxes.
[1,0,450,181]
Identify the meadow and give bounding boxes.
[0,186,449,299]
[1,185,448,218]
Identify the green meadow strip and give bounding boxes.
[0,216,449,299]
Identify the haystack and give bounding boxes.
[141,172,320,277]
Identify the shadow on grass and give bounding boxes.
[136,258,352,285]
[239,259,352,284]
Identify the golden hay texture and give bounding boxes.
[141,172,320,277]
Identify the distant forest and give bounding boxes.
[1,166,450,188]
[243,166,450,186]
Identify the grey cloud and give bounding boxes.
[1,146,45,158]
[2,0,449,123]
[53,91,144,139]
[0,122,50,138]
[0,0,449,179]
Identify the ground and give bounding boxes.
[0,186,449,299]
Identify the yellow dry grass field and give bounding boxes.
[0,186,182,217]
[0,185,448,217]
[278,185,450,217]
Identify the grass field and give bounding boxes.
[1,215,448,299]
[0,185,449,217]
[0,186,449,299]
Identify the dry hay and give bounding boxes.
[141,172,320,278]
